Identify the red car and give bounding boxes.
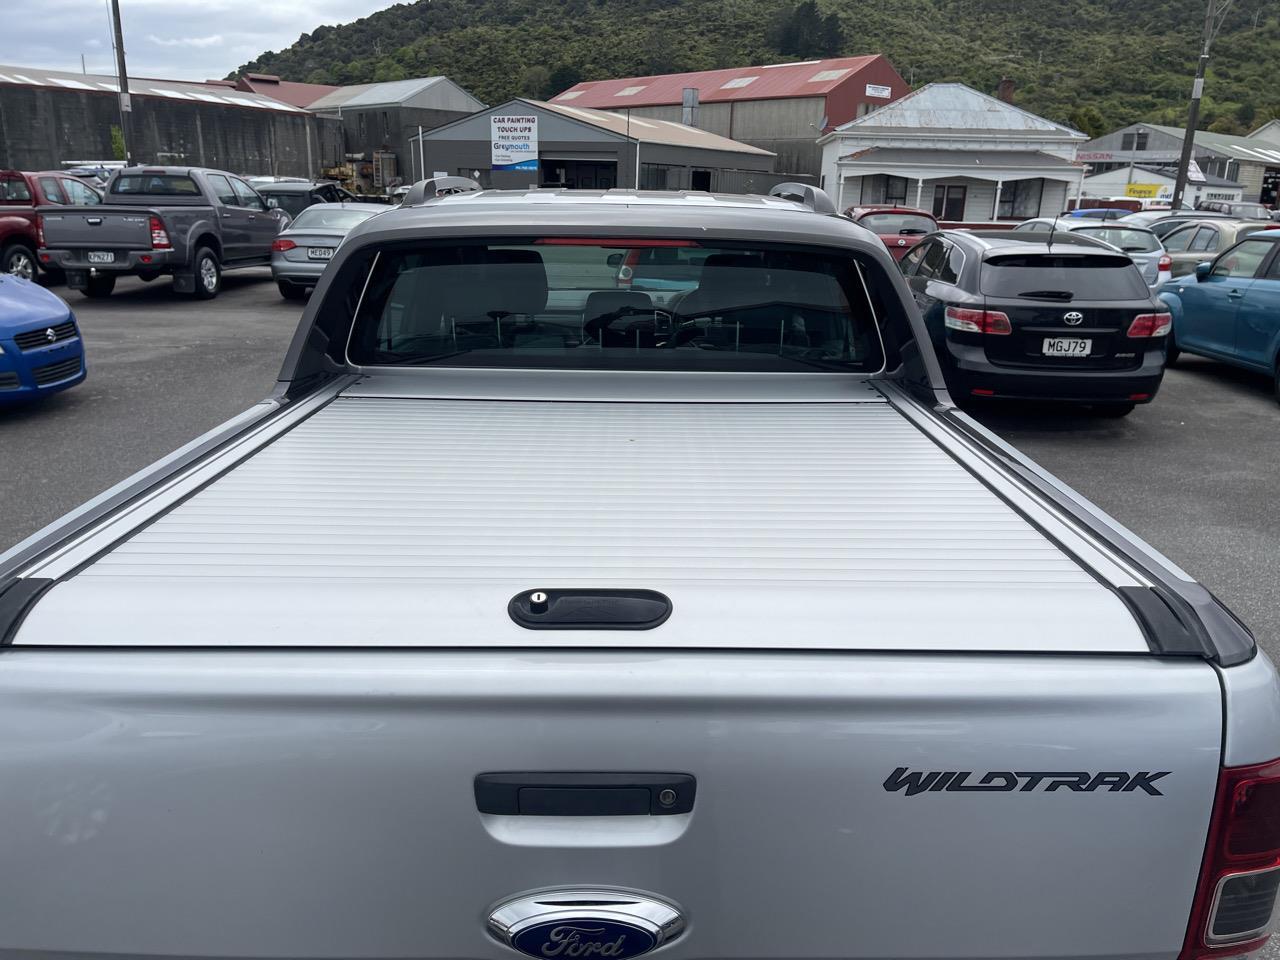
[0,170,103,280]
[842,205,938,260]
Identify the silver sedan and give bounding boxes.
[270,203,385,300]
[1012,218,1170,288]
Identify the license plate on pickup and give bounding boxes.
[1042,337,1091,357]
[307,247,333,261]
[86,251,115,264]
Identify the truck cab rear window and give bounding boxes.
[347,240,885,373]
[111,175,199,196]
[981,254,1149,300]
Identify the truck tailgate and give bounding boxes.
[39,206,155,248]
[15,390,1150,652]
[0,648,1221,960]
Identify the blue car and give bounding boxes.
[0,276,86,403]
[1159,229,1280,403]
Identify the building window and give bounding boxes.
[357,113,367,140]
[864,174,908,205]
[997,178,1045,219]
[856,102,872,118]
[382,111,390,140]
[932,184,966,220]
[1228,161,1240,182]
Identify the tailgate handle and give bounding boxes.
[475,773,695,816]
[508,588,671,630]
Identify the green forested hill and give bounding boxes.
[231,0,1280,138]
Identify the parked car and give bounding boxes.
[0,169,103,279]
[1159,228,1280,401]
[270,202,385,300]
[1157,218,1271,278]
[1117,209,1235,239]
[256,180,359,220]
[901,230,1169,414]
[1013,219,1170,287]
[1195,200,1272,220]
[841,205,938,259]
[0,275,85,403]
[38,166,281,299]
[0,183,1275,960]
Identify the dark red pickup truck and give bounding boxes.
[0,170,103,280]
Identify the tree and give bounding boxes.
[110,125,125,162]
[1067,105,1106,139]
[547,63,583,98]
[520,64,553,99]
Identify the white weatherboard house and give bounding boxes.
[818,83,1088,222]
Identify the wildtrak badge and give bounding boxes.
[884,768,1171,796]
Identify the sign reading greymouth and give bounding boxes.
[492,115,539,171]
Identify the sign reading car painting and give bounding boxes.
[491,115,539,171]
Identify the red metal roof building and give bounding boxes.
[551,55,907,174]
[230,73,340,109]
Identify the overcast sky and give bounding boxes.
[0,0,399,82]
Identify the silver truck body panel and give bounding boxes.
[0,649,1220,960]
[1220,651,1280,766]
[16,388,1146,653]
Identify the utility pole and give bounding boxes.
[108,0,132,164]
[1171,0,1234,210]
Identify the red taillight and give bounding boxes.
[1180,758,1280,960]
[1159,254,1173,270]
[945,306,1012,335]
[271,238,297,253]
[1128,312,1173,337]
[149,216,170,250]
[36,214,45,248]
[970,388,996,396]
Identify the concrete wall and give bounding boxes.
[0,84,341,176]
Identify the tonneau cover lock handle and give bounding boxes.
[508,588,672,630]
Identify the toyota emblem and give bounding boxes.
[44,327,57,342]
[1063,311,1085,326]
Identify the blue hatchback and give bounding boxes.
[0,276,86,403]
[1160,229,1280,403]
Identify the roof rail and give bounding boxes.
[404,175,483,206]
[768,182,836,215]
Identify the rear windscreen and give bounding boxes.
[981,254,1150,300]
[111,174,199,196]
[859,213,936,235]
[290,206,380,230]
[347,240,885,373]
[1071,227,1161,253]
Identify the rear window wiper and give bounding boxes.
[1016,290,1074,301]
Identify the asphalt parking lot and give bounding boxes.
[1,269,1278,661]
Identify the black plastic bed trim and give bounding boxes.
[0,577,56,645]
[931,404,1256,667]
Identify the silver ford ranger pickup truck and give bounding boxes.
[1,181,1278,960]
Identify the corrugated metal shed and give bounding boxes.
[0,63,305,113]
[838,82,1084,138]
[534,100,774,155]
[553,56,882,107]
[1142,124,1280,164]
[308,76,484,113]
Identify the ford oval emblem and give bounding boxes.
[489,889,685,960]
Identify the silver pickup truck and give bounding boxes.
[1,182,1278,960]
